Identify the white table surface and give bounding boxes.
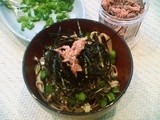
[0,0,160,120]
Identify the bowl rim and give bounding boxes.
[22,18,133,116]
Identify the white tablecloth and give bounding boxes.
[0,0,160,120]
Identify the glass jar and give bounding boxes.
[99,0,149,49]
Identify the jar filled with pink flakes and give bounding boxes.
[99,0,149,49]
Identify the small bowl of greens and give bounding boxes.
[22,19,133,120]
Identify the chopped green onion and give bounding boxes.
[109,50,116,59]
[45,84,54,94]
[0,0,12,9]
[109,50,116,64]
[40,69,48,80]
[25,23,34,30]
[106,92,116,102]
[99,97,107,108]
[1,0,75,30]
[30,16,41,22]
[17,16,35,31]
[75,92,86,102]
[44,17,54,28]
[56,12,69,22]
[112,87,120,93]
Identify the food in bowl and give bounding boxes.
[34,22,120,113]
[23,19,133,119]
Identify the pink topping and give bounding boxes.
[54,37,87,76]
[101,0,144,19]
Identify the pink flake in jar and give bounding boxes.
[99,0,149,49]
[101,0,145,19]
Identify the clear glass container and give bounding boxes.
[99,0,149,49]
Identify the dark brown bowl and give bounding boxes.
[22,19,133,120]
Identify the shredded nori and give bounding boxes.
[43,30,111,93]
